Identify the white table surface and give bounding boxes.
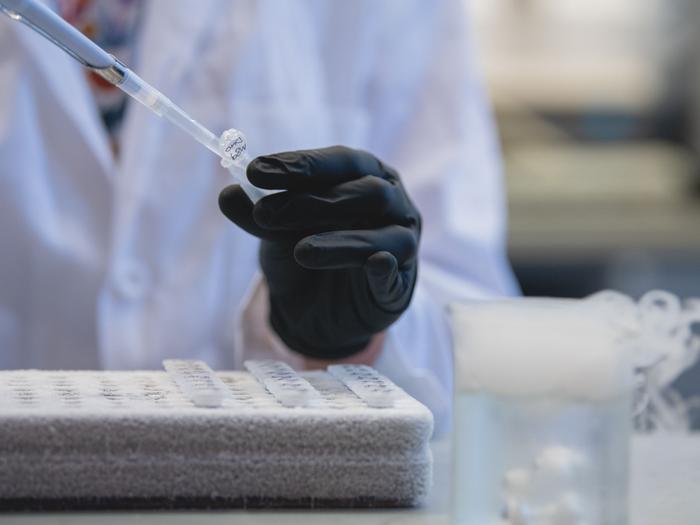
[2,435,698,525]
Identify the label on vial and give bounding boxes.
[219,128,249,168]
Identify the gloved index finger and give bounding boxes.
[247,146,384,191]
[293,225,418,270]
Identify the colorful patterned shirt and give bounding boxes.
[58,0,144,156]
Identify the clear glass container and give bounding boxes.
[450,298,635,525]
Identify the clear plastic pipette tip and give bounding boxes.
[114,69,267,201]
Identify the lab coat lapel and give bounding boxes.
[116,0,258,183]
[133,0,241,98]
[13,24,115,178]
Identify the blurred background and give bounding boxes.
[469,0,700,402]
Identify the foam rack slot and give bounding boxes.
[163,359,229,408]
[244,359,322,407]
[327,364,401,408]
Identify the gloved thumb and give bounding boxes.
[364,251,409,312]
[219,184,269,239]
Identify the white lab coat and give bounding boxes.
[0,0,516,431]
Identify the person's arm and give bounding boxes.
[223,0,517,435]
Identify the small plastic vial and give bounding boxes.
[218,128,269,202]
[219,128,249,169]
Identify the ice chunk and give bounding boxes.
[503,468,531,497]
[534,446,587,475]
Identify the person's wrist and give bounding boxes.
[301,331,386,370]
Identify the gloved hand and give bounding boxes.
[218,146,421,359]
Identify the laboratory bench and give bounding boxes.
[504,140,700,300]
[2,434,698,525]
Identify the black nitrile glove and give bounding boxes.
[218,146,421,359]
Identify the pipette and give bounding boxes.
[0,0,268,202]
